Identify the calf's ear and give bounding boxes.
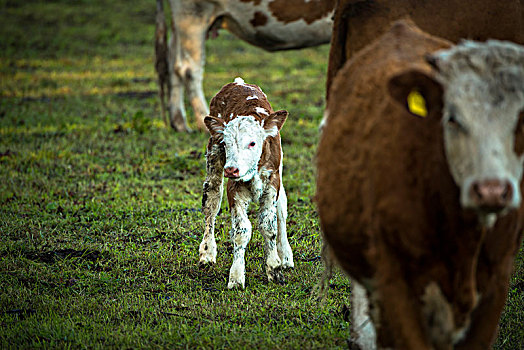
[387,70,443,119]
[204,116,225,141]
[263,110,288,137]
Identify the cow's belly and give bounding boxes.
[221,1,333,51]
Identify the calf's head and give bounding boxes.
[389,40,524,224]
[205,111,288,182]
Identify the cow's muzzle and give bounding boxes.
[468,178,514,213]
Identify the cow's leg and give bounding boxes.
[276,184,293,269]
[350,280,377,350]
[228,185,252,289]
[166,28,189,132]
[169,0,214,131]
[259,186,284,283]
[199,142,225,264]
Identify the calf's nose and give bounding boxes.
[224,167,240,178]
[469,179,513,212]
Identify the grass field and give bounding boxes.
[0,0,522,348]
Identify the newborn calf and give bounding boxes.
[200,78,294,289]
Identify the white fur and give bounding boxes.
[255,106,269,115]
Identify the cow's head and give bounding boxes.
[388,40,524,226]
[204,111,288,182]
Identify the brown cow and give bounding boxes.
[156,0,335,132]
[325,0,524,103]
[201,78,294,288]
[317,20,524,349]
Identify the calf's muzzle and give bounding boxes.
[224,166,240,178]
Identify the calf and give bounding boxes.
[200,78,294,289]
[156,0,335,131]
[317,20,524,349]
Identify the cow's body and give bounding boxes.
[158,0,334,132]
[317,20,524,349]
[326,0,524,102]
[201,78,293,289]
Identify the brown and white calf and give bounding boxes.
[200,78,293,289]
[317,20,524,349]
[156,0,335,132]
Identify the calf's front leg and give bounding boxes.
[228,186,252,289]
[259,186,284,283]
[199,143,225,264]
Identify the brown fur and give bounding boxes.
[250,11,269,27]
[268,0,336,24]
[317,20,524,349]
[326,0,524,100]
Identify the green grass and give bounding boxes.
[0,0,522,349]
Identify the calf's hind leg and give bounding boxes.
[276,185,294,269]
[199,143,225,264]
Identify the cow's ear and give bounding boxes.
[263,110,288,137]
[387,70,443,119]
[204,115,225,141]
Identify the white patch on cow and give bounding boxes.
[421,282,457,347]
[247,95,259,100]
[319,108,329,133]
[255,106,269,115]
[222,115,274,182]
[351,280,377,350]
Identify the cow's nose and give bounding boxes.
[224,167,240,178]
[469,179,513,212]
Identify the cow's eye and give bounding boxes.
[248,141,256,148]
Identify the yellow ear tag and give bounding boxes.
[407,90,427,117]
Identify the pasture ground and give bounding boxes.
[0,0,522,348]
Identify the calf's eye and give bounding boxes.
[248,141,256,148]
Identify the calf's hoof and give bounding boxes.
[199,241,217,264]
[280,256,294,270]
[227,280,245,289]
[267,267,286,285]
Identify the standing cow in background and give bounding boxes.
[155,0,335,132]
[200,78,293,289]
[325,0,524,104]
[317,20,524,349]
